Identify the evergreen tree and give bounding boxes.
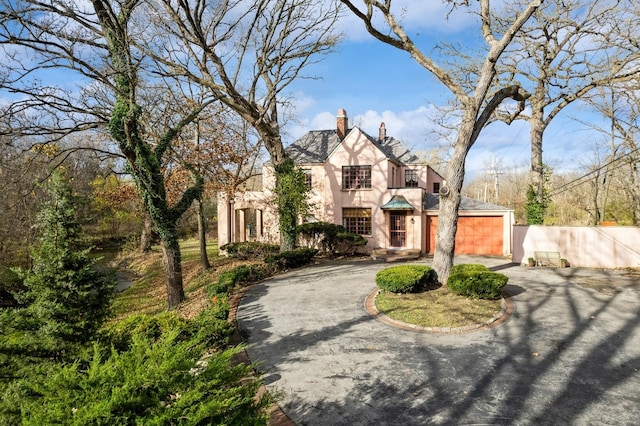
[0,169,115,360]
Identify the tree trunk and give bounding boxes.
[139,213,154,253]
[632,161,640,226]
[432,118,473,285]
[160,237,185,310]
[197,197,211,270]
[592,171,601,226]
[530,112,546,205]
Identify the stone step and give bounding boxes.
[371,249,421,262]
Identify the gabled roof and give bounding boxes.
[424,193,511,211]
[286,127,421,165]
[286,130,341,164]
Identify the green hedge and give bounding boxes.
[266,248,319,269]
[207,263,277,297]
[219,242,280,260]
[334,232,368,255]
[447,270,508,300]
[297,222,367,256]
[375,265,433,293]
[450,263,489,275]
[297,222,344,253]
[207,248,318,298]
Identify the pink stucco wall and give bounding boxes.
[217,127,445,251]
[513,225,640,268]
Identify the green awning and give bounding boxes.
[380,195,415,211]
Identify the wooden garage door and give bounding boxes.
[427,216,503,255]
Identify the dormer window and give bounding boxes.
[342,165,371,189]
[405,169,418,188]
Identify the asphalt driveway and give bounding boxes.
[236,256,640,425]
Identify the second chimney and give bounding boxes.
[379,122,386,141]
[336,108,348,140]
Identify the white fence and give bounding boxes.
[512,225,640,268]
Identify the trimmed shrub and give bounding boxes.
[219,242,280,260]
[447,271,508,300]
[450,263,489,275]
[375,265,434,293]
[297,222,344,252]
[334,232,368,255]
[297,222,367,256]
[266,248,318,269]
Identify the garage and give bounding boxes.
[426,215,505,255]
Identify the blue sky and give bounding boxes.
[281,2,606,181]
[0,1,607,182]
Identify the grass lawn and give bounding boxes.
[375,286,503,329]
[110,238,233,319]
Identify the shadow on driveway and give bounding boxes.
[237,257,640,425]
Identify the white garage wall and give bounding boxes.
[513,225,640,268]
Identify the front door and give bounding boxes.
[390,212,406,247]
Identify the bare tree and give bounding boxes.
[496,0,640,220]
[574,82,640,225]
[0,1,213,309]
[340,0,541,283]
[135,0,341,251]
[172,105,264,270]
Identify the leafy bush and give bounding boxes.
[375,265,434,293]
[266,248,319,269]
[219,242,280,260]
[101,311,190,351]
[207,263,278,297]
[12,318,269,425]
[450,263,489,275]
[447,271,509,300]
[334,232,368,255]
[297,222,345,253]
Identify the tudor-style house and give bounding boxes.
[218,109,513,256]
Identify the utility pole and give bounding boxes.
[488,158,504,202]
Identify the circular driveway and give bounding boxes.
[237,257,640,425]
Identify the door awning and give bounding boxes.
[380,195,415,211]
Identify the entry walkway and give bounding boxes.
[237,256,640,425]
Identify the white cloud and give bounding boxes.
[337,0,479,42]
[285,100,604,185]
[286,104,448,151]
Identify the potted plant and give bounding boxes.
[528,257,536,267]
[560,258,568,268]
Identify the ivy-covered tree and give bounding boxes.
[525,185,546,225]
[275,159,312,249]
[143,0,341,251]
[0,1,214,309]
[525,164,551,224]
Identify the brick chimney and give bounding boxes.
[379,122,386,141]
[336,108,348,140]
